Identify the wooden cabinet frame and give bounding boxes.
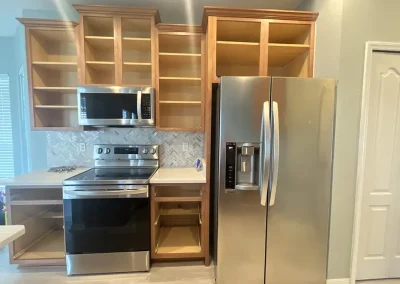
[150,184,209,265]
[155,24,205,131]
[74,5,160,86]
[17,18,80,130]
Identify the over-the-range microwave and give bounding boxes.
[77,86,155,127]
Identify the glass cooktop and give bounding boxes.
[63,168,157,185]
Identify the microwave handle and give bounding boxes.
[137,90,142,120]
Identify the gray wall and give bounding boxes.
[300,0,400,280]
[298,0,346,278]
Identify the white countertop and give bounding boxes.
[0,225,25,248]
[0,168,90,188]
[150,168,206,184]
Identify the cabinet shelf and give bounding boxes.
[34,105,78,109]
[86,61,115,71]
[85,36,114,49]
[159,77,201,84]
[33,87,77,92]
[123,62,151,71]
[217,41,260,66]
[15,229,65,260]
[159,53,201,64]
[32,61,77,72]
[156,225,201,256]
[268,44,310,67]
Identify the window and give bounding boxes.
[0,74,14,179]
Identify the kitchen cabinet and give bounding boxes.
[6,186,65,266]
[155,24,205,131]
[17,18,80,130]
[203,7,318,82]
[150,183,209,265]
[74,5,160,86]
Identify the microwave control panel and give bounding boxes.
[141,94,152,119]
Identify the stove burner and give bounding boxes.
[48,166,77,173]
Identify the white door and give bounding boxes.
[357,51,400,280]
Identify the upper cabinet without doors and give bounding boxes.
[203,6,318,83]
[73,5,160,86]
[155,24,205,131]
[18,5,318,133]
[18,18,79,130]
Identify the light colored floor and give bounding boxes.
[358,280,400,284]
[0,247,215,284]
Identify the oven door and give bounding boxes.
[63,185,150,256]
[77,86,154,127]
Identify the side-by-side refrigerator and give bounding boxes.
[212,77,336,284]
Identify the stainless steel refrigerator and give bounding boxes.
[212,77,336,284]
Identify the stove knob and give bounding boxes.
[97,148,103,154]
[105,148,111,154]
[150,148,156,155]
[142,148,149,154]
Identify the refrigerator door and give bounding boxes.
[266,77,336,284]
[215,77,271,284]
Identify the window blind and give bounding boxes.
[0,74,14,179]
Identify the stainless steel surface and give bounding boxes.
[63,185,149,199]
[93,144,159,161]
[260,101,271,207]
[66,251,150,275]
[77,86,154,127]
[265,77,336,284]
[215,77,270,284]
[269,102,280,206]
[94,160,159,169]
[234,184,259,191]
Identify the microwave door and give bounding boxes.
[77,86,155,127]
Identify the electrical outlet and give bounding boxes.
[183,143,189,152]
[79,142,86,152]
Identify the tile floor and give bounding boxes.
[0,247,215,284]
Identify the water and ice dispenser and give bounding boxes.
[225,142,260,191]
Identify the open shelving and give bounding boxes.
[216,20,261,77]
[267,22,312,77]
[7,186,66,266]
[151,185,204,260]
[18,18,80,130]
[156,24,204,131]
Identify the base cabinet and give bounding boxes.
[150,184,209,264]
[6,187,65,266]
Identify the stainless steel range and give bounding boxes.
[62,144,158,275]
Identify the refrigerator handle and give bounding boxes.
[260,101,271,206]
[270,101,280,206]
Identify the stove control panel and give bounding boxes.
[94,144,159,160]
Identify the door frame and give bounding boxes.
[350,41,400,284]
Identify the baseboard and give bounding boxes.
[326,279,350,284]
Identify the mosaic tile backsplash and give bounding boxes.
[47,129,204,168]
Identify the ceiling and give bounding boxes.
[0,0,305,37]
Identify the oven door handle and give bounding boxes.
[63,188,149,199]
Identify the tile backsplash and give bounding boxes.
[47,129,204,168]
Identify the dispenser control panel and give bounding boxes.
[225,142,236,189]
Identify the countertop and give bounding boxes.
[150,168,206,184]
[0,168,90,188]
[0,225,25,248]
